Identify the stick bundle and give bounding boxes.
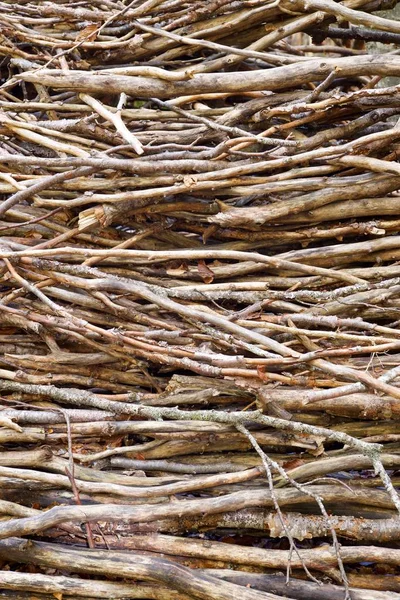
[0,0,400,598]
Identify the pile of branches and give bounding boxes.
[2,0,400,598]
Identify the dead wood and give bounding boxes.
[1,0,400,597]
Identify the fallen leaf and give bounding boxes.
[257,366,269,381]
[198,260,214,284]
[76,23,98,42]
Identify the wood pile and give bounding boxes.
[1,0,400,598]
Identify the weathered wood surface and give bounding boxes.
[0,0,400,598]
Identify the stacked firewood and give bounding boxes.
[0,0,400,598]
